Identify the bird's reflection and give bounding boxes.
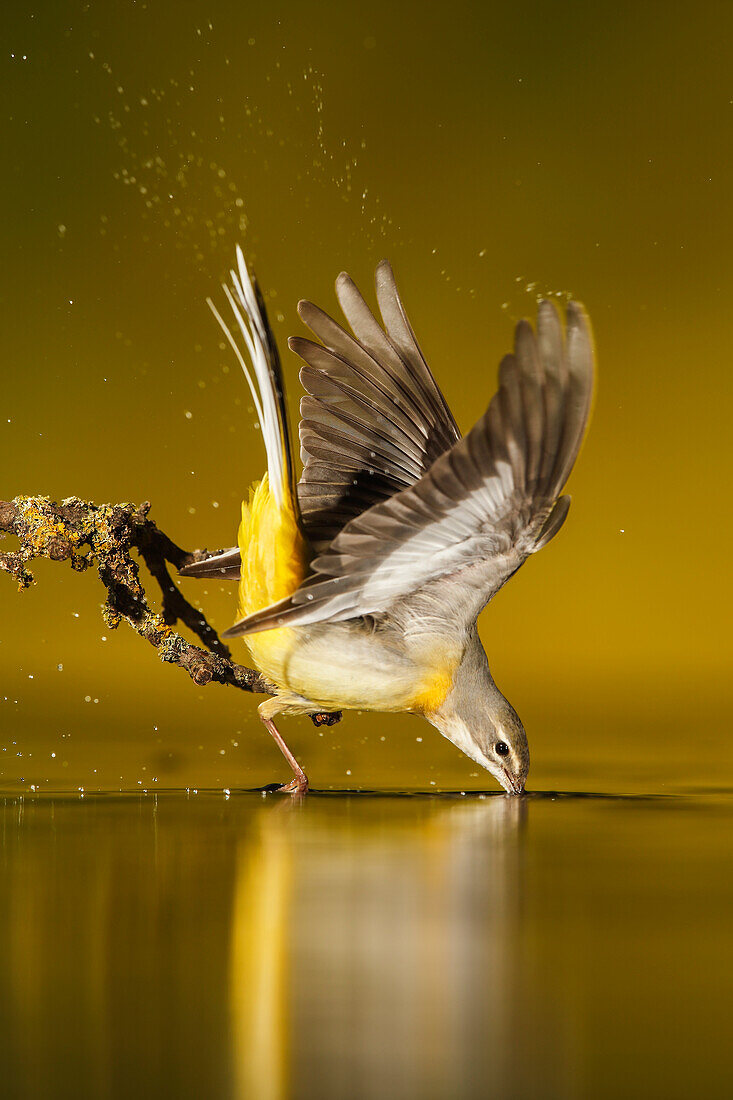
[230,802,293,1100]
[0,792,530,1100]
[229,794,528,1099]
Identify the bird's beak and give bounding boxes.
[500,767,525,796]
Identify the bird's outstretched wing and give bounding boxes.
[293,260,460,549]
[224,299,594,638]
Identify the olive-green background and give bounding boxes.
[2,0,731,793]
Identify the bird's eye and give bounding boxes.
[495,741,509,756]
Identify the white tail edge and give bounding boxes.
[207,246,286,506]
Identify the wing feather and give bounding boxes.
[375,260,459,436]
[294,264,460,548]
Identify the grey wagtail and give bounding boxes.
[180,248,595,795]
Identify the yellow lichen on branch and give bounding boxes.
[0,495,271,696]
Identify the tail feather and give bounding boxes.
[208,246,297,511]
[200,249,310,639]
[179,546,241,580]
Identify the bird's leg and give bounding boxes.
[258,699,309,795]
[266,719,309,795]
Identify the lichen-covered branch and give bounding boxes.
[0,495,271,695]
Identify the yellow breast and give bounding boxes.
[405,665,456,714]
[401,633,462,715]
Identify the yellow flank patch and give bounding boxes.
[406,664,455,714]
[237,473,310,687]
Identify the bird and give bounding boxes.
[180,247,594,795]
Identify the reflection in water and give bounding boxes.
[231,803,292,1100]
[229,795,529,1099]
[0,794,531,1100]
[3,791,733,1099]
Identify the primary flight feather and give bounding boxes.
[181,249,595,794]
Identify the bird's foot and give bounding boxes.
[277,773,309,796]
[310,711,342,727]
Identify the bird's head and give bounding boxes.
[425,634,529,795]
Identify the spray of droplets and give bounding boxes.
[88,27,398,268]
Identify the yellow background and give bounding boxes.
[2,0,732,793]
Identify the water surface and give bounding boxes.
[2,787,731,1099]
